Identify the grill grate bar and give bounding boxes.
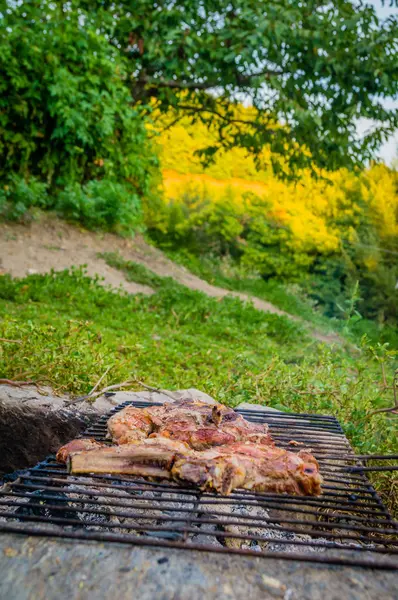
[4,480,391,518]
[1,493,396,538]
[1,509,397,551]
[21,464,374,489]
[1,491,393,528]
[16,470,380,499]
[14,473,384,505]
[0,522,396,569]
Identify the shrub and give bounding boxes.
[0,1,159,233]
[56,180,143,233]
[147,165,398,324]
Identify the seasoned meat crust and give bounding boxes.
[107,406,153,444]
[107,400,274,449]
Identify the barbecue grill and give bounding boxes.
[1,400,397,569]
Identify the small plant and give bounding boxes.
[361,335,398,417]
[99,252,171,288]
[336,280,362,335]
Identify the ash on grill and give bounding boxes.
[0,402,397,569]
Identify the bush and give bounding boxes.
[56,180,143,233]
[148,165,398,324]
[0,1,159,233]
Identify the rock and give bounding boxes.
[236,402,281,412]
[255,574,287,597]
[0,384,111,476]
[0,534,397,600]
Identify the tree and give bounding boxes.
[78,0,398,176]
[1,0,397,179]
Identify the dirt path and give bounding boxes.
[0,216,340,344]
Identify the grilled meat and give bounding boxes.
[67,438,321,496]
[67,438,191,478]
[61,402,321,496]
[107,400,273,450]
[107,406,153,444]
[172,443,322,496]
[56,438,103,463]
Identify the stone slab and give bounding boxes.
[109,387,218,405]
[0,534,396,600]
[237,402,281,412]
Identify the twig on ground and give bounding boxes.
[66,376,178,405]
[133,379,179,401]
[0,379,35,387]
[368,405,398,417]
[89,366,112,396]
[0,338,22,344]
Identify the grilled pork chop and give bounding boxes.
[172,443,322,496]
[65,438,322,496]
[107,400,273,449]
[107,406,153,444]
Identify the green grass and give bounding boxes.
[0,265,397,514]
[160,248,339,327]
[161,248,398,347]
[98,252,172,289]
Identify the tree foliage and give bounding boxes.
[78,0,398,174]
[1,0,398,180]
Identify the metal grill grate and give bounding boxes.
[1,401,397,569]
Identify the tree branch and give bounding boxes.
[147,114,185,139]
[138,77,216,90]
[177,103,276,133]
[137,68,283,91]
[0,379,35,387]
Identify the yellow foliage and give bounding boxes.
[161,169,341,254]
[146,110,398,321]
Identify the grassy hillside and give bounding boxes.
[0,265,396,514]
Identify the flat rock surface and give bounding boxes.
[0,534,397,600]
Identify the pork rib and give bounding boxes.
[66,438,322,496]
[67,438,191,478]
[172,443,322,496]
